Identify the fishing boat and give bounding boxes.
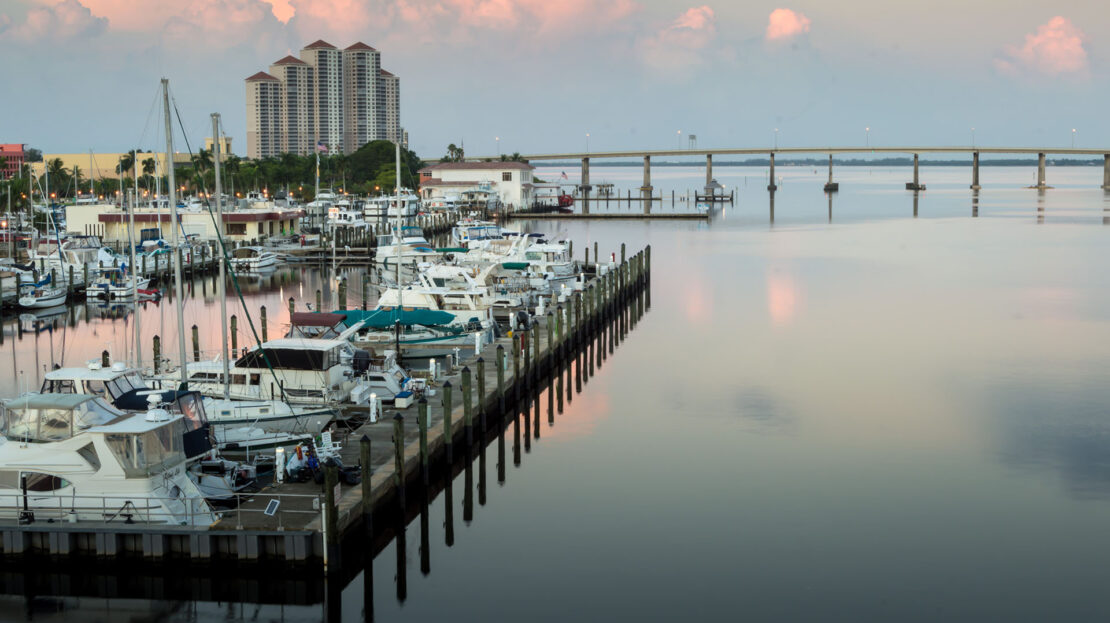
[18,283,67,309]
[364,189,420,218]
[229,246,278,271]
[0,393,216,525]
[84,270,158,301]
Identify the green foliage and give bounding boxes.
[441,143,465,162]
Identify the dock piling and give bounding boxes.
[360,436,372,537]
[462,367,473,445]
[442,381,453,464]
[392,413,406,509]
[260,306,268,342]
[418,399,429,485]
[191,325,200,362]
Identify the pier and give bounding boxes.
[0,244,652,573]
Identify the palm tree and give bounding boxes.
[141,157,156,190]
[192,148,213,174]
[46,158,70,199]
[71,164,84,197]
[116,150,136,175]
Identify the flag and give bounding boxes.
[316,142,329,154]
[560,171,568,180]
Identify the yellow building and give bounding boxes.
[30,152,172,182]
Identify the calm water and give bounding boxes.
[4,165,1110,621]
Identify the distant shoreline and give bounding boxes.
[532,158,1104,167]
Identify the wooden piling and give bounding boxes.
[230,315,238,354]
[152,336,161,374]
[191,325,200,362]
[324,462,339,571]
[316,289,322,312]
[360,436,372,536]
[442,380,453,464]
[260,306,268,342]
[462,366,473,445]
[338,278,347,311]
[418,399,429,485]
[101,350,110,367]
[496,345,506,413]
[288,297,295,317]
[392,413,406,509]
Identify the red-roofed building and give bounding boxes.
[0,144,25,179]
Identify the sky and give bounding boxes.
[0,0,1106,160]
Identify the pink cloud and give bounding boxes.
[996,16,1088,77]
[639,5,717,70]
[765,8,809,41]
[2,0,107,41]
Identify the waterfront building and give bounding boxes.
[64,201,304,244]
[246,40,401,158]
[0,144,25,179]
[381,69,403,145]
[300,40,344,153]
[245,72,282,160]
[418,162,536,209]
[29,152,174,182]
[269,56,314,156]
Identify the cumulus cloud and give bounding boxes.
[0,0,107,41]
[765,8,809,41]
[285,0,637,45]
[639,5,717,71]
[996,16,1088,77]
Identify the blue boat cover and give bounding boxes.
[338,308,457,328]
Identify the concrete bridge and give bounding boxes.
[469,147,1110,214]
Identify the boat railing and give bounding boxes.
[0,490,214,527]
[0,489,325,531]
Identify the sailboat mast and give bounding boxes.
[395,141,401,300]
[128,180,140,368]
[162,78,189,387]
[213,113,230,400]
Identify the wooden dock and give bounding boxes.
[0,244,652,576]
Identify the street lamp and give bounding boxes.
[585,133,590,153]
[971,127,975,147]
[495,136,500,157]
[677,130,682,149]
[1072,128,1077,149]
[865,127,870,149]
[774,128,779,150]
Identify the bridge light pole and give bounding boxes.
[495,136,500,157]
[585,133,590,153]
[677,130,682,150]
[971,127,975,147]
[774,128,779,150]
[865,127,870,149]
[1072,129,1077,149]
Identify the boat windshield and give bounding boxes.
[1,398,122,442]
[169,392,208,431]
[103,421,185,478]
[105,374,146,398]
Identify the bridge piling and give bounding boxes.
[971,152,981,190]
[1037,152,1047,189]
[580,157,590,214]
[823,154,839,192]
[705,154,713,188]
[641,155,653,215]
[1103,154,1110,191]
[906,153,925,191]
[767,153,777,192]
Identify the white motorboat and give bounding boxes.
[229,246,278,271]
[364,189,420,218]
[0,393,216,525]
[174,338,377,405]
[84,271,157,301]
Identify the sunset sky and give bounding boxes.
[1,0,1105,159]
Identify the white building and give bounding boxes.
[418,162,535,210]
[65,202,305,244]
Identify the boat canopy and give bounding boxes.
[340,308,456,328]
[1,394,124,442]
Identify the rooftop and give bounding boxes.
[272,55,309,66]
[420,161,534,172]
[246,71,279,82]
[345,42,377,52]
[303,39,337,50]
[380,69,395,77]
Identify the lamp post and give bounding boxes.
[495,136,500,157]
[1072,129,1077,149]
[774,128,779,150]
[971,127,975,147]
[585,133,590,153]
[677,130,682,150]
[865,127,870,149]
